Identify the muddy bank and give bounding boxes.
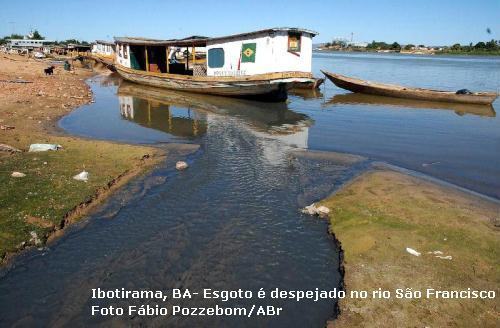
[320,169,499,327]
[0,54,168,264]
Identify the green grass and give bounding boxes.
[0,137,162,259]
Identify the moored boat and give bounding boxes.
[325,93,496,117]
[322,70,498,105]
[90,40,116,71]
[113,28,320,101]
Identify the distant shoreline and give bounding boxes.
[314,48,500,57]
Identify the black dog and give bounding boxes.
[44,66,55,75]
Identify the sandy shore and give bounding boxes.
[0,54,167,264]
[321,169,499,327]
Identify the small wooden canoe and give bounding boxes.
[322,70,498,105]
[325,93,496,117]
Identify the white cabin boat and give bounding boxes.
[91,40,116,59]
[113,28,318,101]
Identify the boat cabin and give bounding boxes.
[91,40,116,58]
[114,28,316,77]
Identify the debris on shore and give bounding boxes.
[29,143,62,152]
[11,171,26,178]
[302,203,330,218]
[0,143,21,153]
[73,171,89,182]
[176,161,188,170]
[406,247,421,256]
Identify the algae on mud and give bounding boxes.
[0,54,165,262]
[321,169,499,327]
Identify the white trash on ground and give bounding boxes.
[406,247,421,256]
[73,171,89,182]
[29,144,62,152]
[301,203,331,218]
[435,255,453,260]
[11,171,26,178]
[176,161,188,170]
[29,231,42,246]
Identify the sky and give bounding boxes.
[0,0,499,46]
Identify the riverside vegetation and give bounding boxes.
[321,169,499,327]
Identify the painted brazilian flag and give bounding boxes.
[241,43,256,63]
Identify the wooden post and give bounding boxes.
[148,101,151,123]
[192,45,195,64]
[167,107,172,132]
[166,46,170,73]
[145,46,149,72]
[193,119,198,136]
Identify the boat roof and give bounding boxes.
[208,27,318,43]
[114,27,318,46]
[114,36,209,47]
[95,40,115,46]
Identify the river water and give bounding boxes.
[0,52,499,327]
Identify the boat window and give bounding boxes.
[288,32,301,52]
[123,44,128,59]
[208,48,224,68]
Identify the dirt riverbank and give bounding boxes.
[0,54,166,264]
[321,169,499,327]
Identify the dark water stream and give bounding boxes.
[0,53,499,327]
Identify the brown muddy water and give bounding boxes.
[0,53,499,327]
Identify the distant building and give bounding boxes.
[348,42,368,48]
[8,39,54,49]
[6,39,55,55]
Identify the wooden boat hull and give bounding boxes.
[87,54,116,71]
[116,64,315,101]
[290,78,325,90]
[325,93,496,117]
[322,70,498,105]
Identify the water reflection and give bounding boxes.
[118,95,207,139]
[117,82,313,164]
[325,92,496,117]
[118,82,313,136]
[289,88,324,100]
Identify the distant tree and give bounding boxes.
[5,33,24,40]
[474,41,486,49]
[30,30,44,40]
[404,44,415,50]
[451,43,461,50]
[485,39,498,50]
[332,40,347,48]
[390,42,401,50]
[366,41,376,49]
[324,42,331,47]
[62,39,90,45]
[418,44,425,48]
[0,33,25,45]
[367,41,391,50]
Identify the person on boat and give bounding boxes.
[169,48,181,64]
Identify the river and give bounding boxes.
[0,52,498,327]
